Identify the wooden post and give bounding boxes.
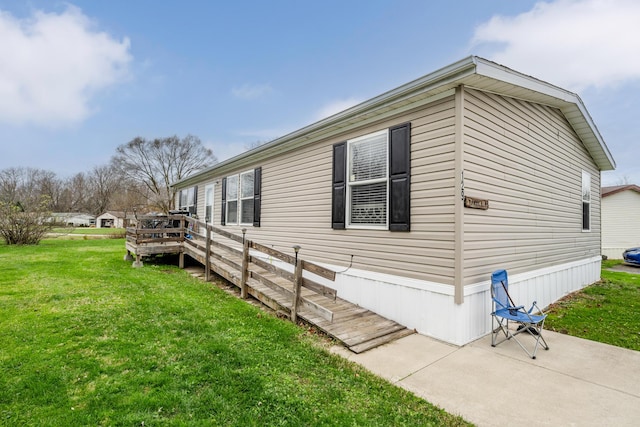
[241,238,249,299]
[135,216,140,245]
[291,245,302,323]
[178,215,186,269]
[205,225,211,281]
[133,253,143,268]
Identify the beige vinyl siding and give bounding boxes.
[462,88,601,284]
[602,190,640,252]
[209,96,457,285]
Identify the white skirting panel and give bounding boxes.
[318,256,602,346]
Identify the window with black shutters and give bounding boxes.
[332,123,411,231]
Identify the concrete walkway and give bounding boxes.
[332,331,640,426]
[607,264,640,275]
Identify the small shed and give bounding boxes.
[601,185,640,259]
[96,211,132,228]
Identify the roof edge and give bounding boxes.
[173,56,480,187]
[602,185,640,197]
[174,56,616,187]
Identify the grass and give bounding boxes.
[545,259,640,351]
[50,227,126,235]
[0,239,469,426]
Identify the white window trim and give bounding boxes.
[239,169,255,226]
[582,170,591,232]
[226,174,239,225]
[225,170,255,227]
[346,129,389,230]
[179,186,196,214]
[204,183,215,225]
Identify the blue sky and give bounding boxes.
[0,0,638,185]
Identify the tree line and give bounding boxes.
[0,135,217,244]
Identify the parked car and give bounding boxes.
[623,247,640,266]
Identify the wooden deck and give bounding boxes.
[126,215,414,353]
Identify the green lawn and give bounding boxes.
[50,227,126,235]
[0,239,469,426]
[545,259,640,351]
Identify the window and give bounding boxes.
[225,175,238,224]
[582,171,591,231]
[204,184,214,224]
[332,123,411,231]
[221,168,262,227]
[178,186,197,215]
[240,171,254,224]
[347,130,388,228]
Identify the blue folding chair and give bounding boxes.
[491,269,549,359]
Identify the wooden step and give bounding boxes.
[348,328,416,354]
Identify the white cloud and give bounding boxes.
[0,5,131,126]
[313,97,362,121]
[471,0,640,91]
[231,83,274,100]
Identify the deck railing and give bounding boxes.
[126,214,337,323]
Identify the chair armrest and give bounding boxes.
[507,305,525,315]
[527,301,545,315]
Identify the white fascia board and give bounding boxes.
[474,57,576,103]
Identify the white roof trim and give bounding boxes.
[174,56,615,187]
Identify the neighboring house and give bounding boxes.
[96,211,133,228]
[601,185,640,259]
[173,56,615,345]
[50,213,95,227]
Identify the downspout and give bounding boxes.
[454,85,465,304]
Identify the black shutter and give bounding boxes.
[253,167,262,227]
[178,190,183,210]
[221,178,226,225]
[389,123,411,231]
[332,141,347,229]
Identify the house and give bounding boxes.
[172,56,615,345]
[96,211,133,228]
[50,213,95,227]
[601,185,640,259]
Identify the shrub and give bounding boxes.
[0,198,52,245]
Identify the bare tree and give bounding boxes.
[111,135,217,212]
[616,175,632,186]
[85,164,123,216]
[0,167,57,210]
[38,171,66,212]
